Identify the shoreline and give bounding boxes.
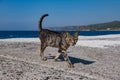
[0,34,120,48]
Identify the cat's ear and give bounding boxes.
[74,31,79,37]
[62,32,70,38]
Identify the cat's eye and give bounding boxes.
[74,39,78,42]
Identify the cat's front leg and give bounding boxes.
[60,50,74,68]
[54,53,61,61]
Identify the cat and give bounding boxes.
[38,14,79,68]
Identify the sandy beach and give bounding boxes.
[0,34,120,80]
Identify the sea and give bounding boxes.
[0,31,120,39]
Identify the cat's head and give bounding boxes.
[62,32,79,46]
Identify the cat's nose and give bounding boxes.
[71,40,74,43]
[70,40,75,46]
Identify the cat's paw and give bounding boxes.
[54,58,58,62]
[68,64,74,68]
[41,57,47,61]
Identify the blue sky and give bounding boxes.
[0,0,120,30]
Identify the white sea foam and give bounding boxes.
[76,40,120,48]
[0,34,120,48]
[79,34,120,39]
[0,38,40,43]
[76,34,120,48]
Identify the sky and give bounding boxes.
[0,0,120,30]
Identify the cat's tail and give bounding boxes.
[39,14,49,31]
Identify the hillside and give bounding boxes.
[49,21,120,31]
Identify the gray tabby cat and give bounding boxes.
[39,14,79,68]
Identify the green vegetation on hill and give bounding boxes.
[49,21,120,31]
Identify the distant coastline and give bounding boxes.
[48,21,120,31]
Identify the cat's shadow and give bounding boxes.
[48,55,95,65]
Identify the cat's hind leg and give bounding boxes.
[40,43,47,61]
